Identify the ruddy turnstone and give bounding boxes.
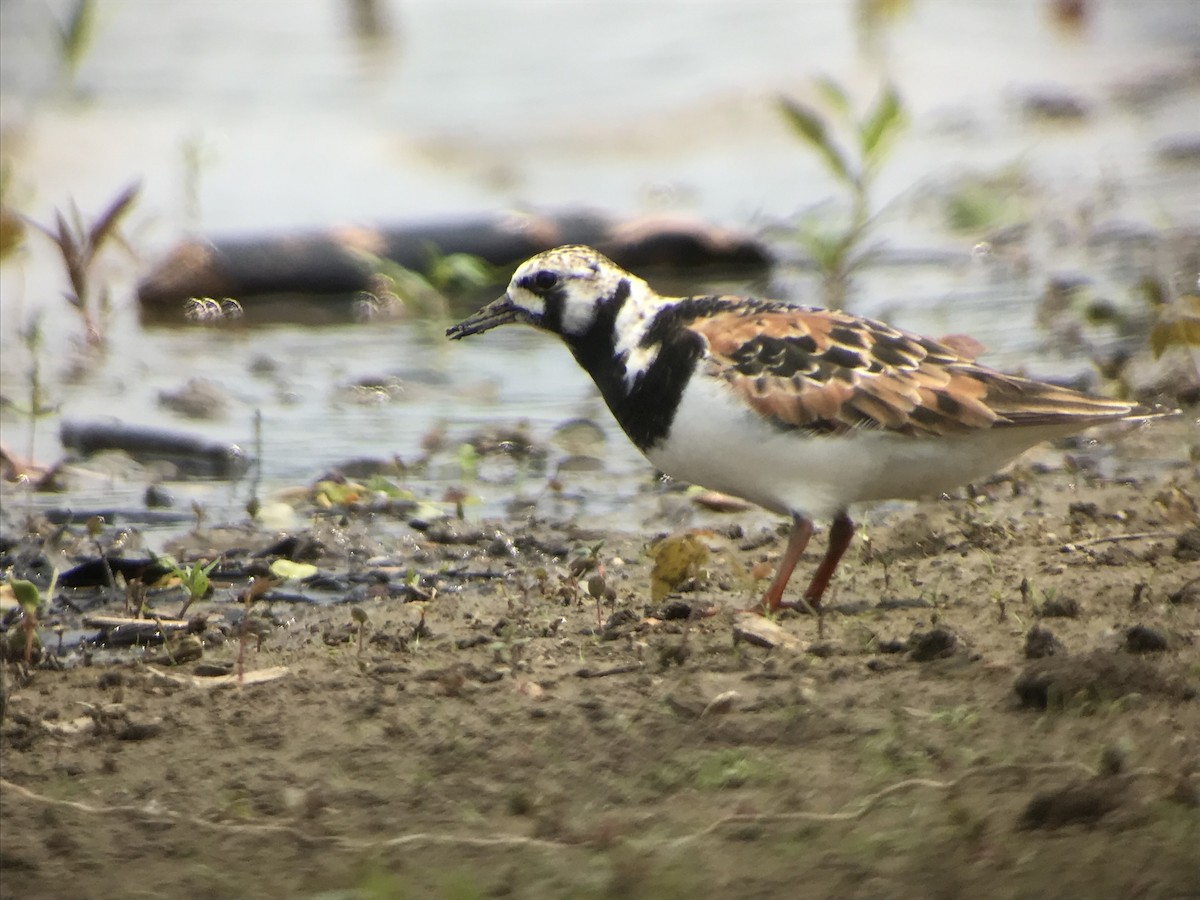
[447,245,1170,613]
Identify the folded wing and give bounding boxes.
[687,304,1142,436]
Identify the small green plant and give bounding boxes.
[694,748,781,790]
[779,79,906,305]
[354,245,496,325]
[27,182,139,347]
[10,313,61,476]
[164,557,218,617]
[350,606,370,656]
[7,571,58,665]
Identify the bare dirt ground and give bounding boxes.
[2,416,1199,900]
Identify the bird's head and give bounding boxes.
[446,245,642,341]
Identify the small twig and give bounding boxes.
[1061,531,1175,551]
[575,663,644,679]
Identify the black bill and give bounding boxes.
[445,295,521,340]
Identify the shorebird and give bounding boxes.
[447,245,1169,613]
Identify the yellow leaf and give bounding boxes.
[269,559,318,582]
[1150,293,1200,358]
[646,531,709,602]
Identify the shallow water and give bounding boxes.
[1,0,1197,537]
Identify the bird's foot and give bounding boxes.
[750,595,821,617]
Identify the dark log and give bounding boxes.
[60,420,249,478]
[59,556,176,589]
[136,212,772,316]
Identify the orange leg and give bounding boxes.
[802,512,855,608]
[755,512,855,614]
[756,516,813,612]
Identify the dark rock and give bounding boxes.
[1168,577,1200,605]
[422,521,488,545]
[907,626,957,661]
[1018,779,1122,829]
[647,600,696,621]
[116,720,164,742]
[601,608,640,640]
[1067,501,1100,521]
[144,484,174,508]
[96,671,124,689]
[1025,626,1066,659]
[1037,596,1081,618]
[1124,624,1169,653]
[1014,650,1193,709]
[158,378,230,420]
[1173,527,1200,562]
[255,534,325,561]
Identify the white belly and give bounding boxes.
[644,375,1076,521]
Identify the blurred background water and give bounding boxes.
[1,0,1197,534]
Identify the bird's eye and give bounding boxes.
[532,270,559,292]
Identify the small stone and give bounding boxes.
[1025,626,1065,659]
[1168,578,1200,605]
[907,626,957,662]
[1038,596,1081,618]
[1018,780,1121,830]
[1174,527,1200,562]
[157,377,230,420]
[1124,624,1169,653]
[701,690,741,717]
[116,720,164,741]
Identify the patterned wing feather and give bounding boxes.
[687,304,1139,435]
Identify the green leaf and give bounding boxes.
[456,443,479,481]
[10,579,41,612]
[778,97,855,187]
[182,559,217,597]
[59,0,98,72]
[364,474,414,499]
[813,76,851,117]
[428,251,495,293]
[859,83,905,166]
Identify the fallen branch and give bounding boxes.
[143,664,290,689]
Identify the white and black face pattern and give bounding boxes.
[506,245,640,338]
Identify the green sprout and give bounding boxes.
[162,557,218,618]
[10,313,61,478]
[7,571,58,665]
[779,79,906,305]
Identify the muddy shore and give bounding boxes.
[1,414,1198,900]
